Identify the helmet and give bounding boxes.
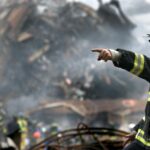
[6,119,20,136]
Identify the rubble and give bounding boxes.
[28,44,50,63]
[97,0,135,30]
[26,99,145,131]
[0,0,139,101]
[29,124,130,150]
[0,2,35,39]
[17,32,33,42]
[0,1,144,149]
[25,98,144,149]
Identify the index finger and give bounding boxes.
[91,48,103,53]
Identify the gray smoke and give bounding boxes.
[1,0,150,128]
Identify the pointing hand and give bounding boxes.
[92,48,112,62]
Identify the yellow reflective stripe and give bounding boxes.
[148,98,150,102]
[17,120,27,132]
[136,129,144,135]
[140,129,144,135]
[130,53,138,74]
[137,55,144,76]
[136,129,150,146]
[130,53,145,76]
[136,135,150,146]
[147,91,150,102]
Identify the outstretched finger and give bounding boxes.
[91,48,104,53]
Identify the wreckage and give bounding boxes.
[24,98,144,149]
[29,124,129,150]
[26,99,145,129]
[0,0,136,41]
[0,0,138,101]
[0,1,143,149]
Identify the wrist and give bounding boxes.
[109,49,121,61]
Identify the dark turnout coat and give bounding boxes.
[114,48,150,148]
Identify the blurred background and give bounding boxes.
[0,0,150,149]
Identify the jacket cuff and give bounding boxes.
[109,49,121,62]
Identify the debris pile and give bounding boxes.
[0,1,146,149]
[26,99,145,131]
[29,123,130,150]
[0,0,139,103]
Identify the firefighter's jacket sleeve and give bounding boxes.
[113,48,150,82]
[133,118,145,132]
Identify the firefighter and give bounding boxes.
[50,123,59,136]
[92,48,150,150]
[6,118,21,150]
[17,115,28,150]
[0,104,18,150]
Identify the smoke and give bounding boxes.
[1,0,150,129]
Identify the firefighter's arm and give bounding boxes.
[114,49,150,82]
[123,117,144,147]
[133,117,145,132]
[92,48,150,82]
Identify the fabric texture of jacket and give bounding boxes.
[113,48,150,148]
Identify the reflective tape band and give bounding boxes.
[147,91,150,102]
[138,54,144,75]
[138,129,144,135]
[136,136,150,146]
[148,98,150,102]
[130,53,138,74]
[17,120,28,132]
[130,53,144,76]
[143,116,145,121]
[136,129,150,146]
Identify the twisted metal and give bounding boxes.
[29,123,129,150]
